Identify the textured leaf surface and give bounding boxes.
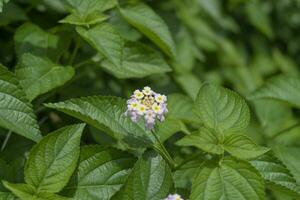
[0,64,41,142]
[250,154,300,198]
[14,23,66,61]
[176,128,223,155]
[45,96,153,148]
[112,151,173,200]
[3,182,70,200]
[191,157,265,200]
[250,75,300,108]
[24,124,85,193]
[101,41,171,79]
[61,0,116,25]
[77,24,123,67]
[0,192,16,200]
[223,134,270,159]
[120,3,176,57]
[64,145,135,200]
[16,53,74,101]
[195,83,250,132]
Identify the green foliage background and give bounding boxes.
[1,0,300,200]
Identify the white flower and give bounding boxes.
[152,103,163,114]
[137,104,147,115]
[164,194,184,200]
[155,94,167,103]
[134,90,144,99]
[142,86,153,95]
[125,86,168,130]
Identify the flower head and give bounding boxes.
[164,194,184,200]
[125,86,168,130]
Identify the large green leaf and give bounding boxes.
[250,154,300,198]
[176,128,223,155]
[112,151,173,200]
[64,145,135,200]
[273,146,300,182]
[191,157,265,200]
[119,3,176,58]
[195,83,250,132]
[24,124,85,193]
[15,53,75,102]
[76,23,123,67]
[250,74,300,108]
[2,182,70,200]
[223,134,270,159]
[45,96,153,148]
[101,41,171,79]
[0,65,41,142]
[14,23,67,61]
[61,0,116,26]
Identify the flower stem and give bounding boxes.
[150,130,176,169]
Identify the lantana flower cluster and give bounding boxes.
[164,194,184,200]
[125,86,168,129]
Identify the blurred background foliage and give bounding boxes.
[1,0,300,199]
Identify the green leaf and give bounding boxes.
[101,41,171,79]
[2,182,70,200]
[15,53,75,102]
[195,83,250,132]
[0,2,27,26]
[0,0,9,12]
[250,74,300,108]
[61,0,116,26]
[167,93,200,123]
[273,146,300,182]
[223,134,270,159]
[191,157,265,200]
[76,23,123,67]
[45,96,153,148]
[250,154,300,198]
[112,151,173,200]
[119,3,176,58]
[177,130,269,159]
[0,192,16,200]
[0,64,41,142]
[14,23,67,61]
[24,124,85,193]
[176,128,223,155]
[174,73,202,100]
[64,145,135,200]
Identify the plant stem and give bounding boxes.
[150,130,176,169]
[1,130,12,151]
[271,121,300,139]
[69,39,80,65]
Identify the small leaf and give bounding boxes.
[120,3,176,58]
[14,23,67,61]
[174,73,202,100]
[64,145,135,200]
[0,64,41,142]
[250,74,300,108]
[250,153,300,198]
[223,134,270,159]
[77,23,123,67]
[61,0,116,26]
[101,41,171,79]
[15,53,75,102]
[45,96,153,149]
[3,182,70,200]
[195,83,250,132]
[176,128,223,155]
[191,157,265,200]
[112,151,173,200]
[0,192,16,200]
[24,124,85,193]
